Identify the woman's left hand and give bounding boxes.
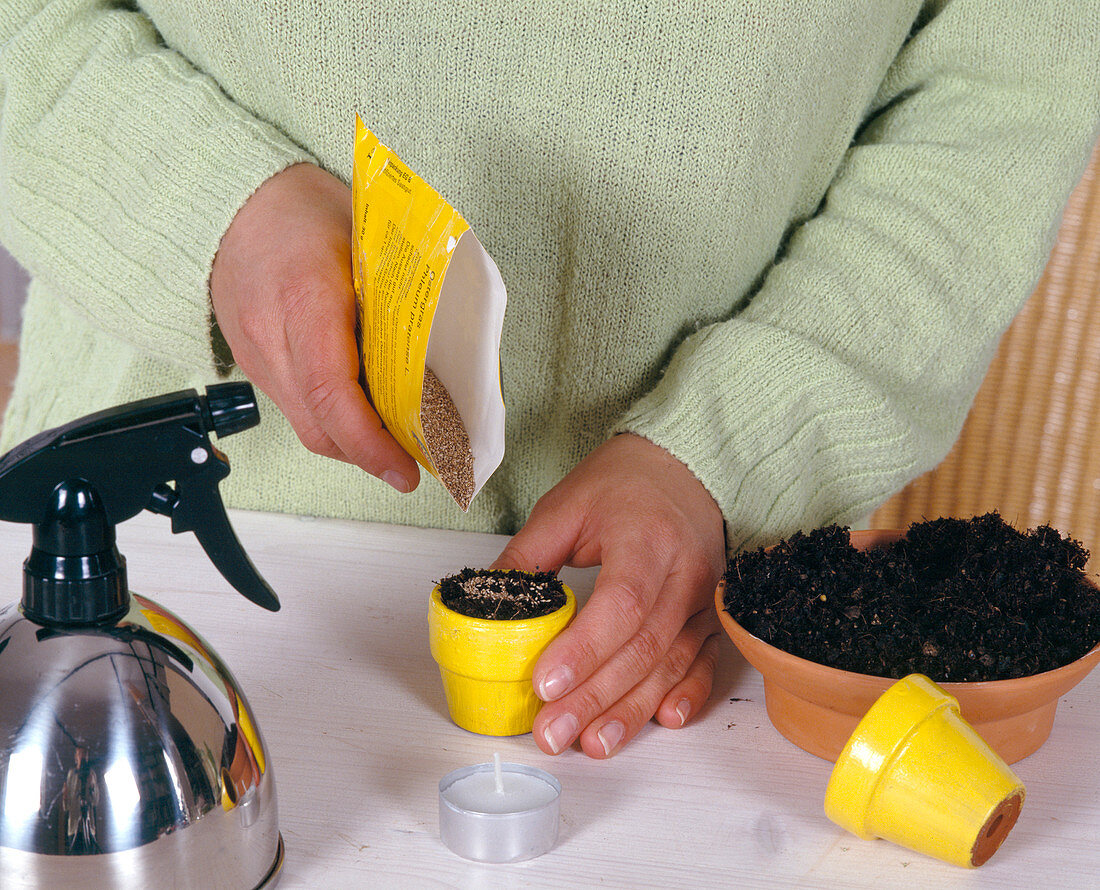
[492,433,727,758]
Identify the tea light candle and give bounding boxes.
[439,754,561,862]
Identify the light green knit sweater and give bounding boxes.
[1,1,1097,550]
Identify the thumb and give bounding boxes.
[490,501,583,575]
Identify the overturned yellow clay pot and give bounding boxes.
[428,582,576,736]
[825,674,1025,868]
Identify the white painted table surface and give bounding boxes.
[5,509,1096,889]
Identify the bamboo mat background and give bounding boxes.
[870,141,1100,568]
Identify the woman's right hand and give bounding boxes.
[210,162,419,493]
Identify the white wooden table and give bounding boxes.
[4,509,1093,888]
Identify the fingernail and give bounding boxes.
[597,721,625,756]
[381,470,410,493]
[544,713,578,754]
[675,699,691,727]
[538,666,573,702]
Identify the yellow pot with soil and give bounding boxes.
[428,571,576,736]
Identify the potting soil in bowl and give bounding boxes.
[722,512,1100,682]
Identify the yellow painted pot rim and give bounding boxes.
[429,580,577,681]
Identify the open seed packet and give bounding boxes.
[352,117,507,509]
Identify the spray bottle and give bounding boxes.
[0,382,282,888]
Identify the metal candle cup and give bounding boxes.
[438,758,561,863]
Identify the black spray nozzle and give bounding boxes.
[0,382,279,626]
[203,382,261,438]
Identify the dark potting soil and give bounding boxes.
[722,512,1100,682]
[438,568,566,620]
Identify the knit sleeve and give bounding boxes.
[613,1,1100,553]
[0,0,313,371]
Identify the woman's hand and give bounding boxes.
[210,163,419,492]
[493,433,727,758]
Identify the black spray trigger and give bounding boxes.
[0,382,280,625]
[171,474,280,612]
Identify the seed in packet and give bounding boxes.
[420,368,475,510]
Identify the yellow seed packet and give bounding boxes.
[352,116,506,509]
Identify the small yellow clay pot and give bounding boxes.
[825,674,1025,868]
[428,582,576,736]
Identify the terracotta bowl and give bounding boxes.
[715,529,1100,764]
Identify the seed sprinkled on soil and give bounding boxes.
[439,568,566,620]
[421,368,475,509]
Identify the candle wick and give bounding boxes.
[493,752,504,794]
